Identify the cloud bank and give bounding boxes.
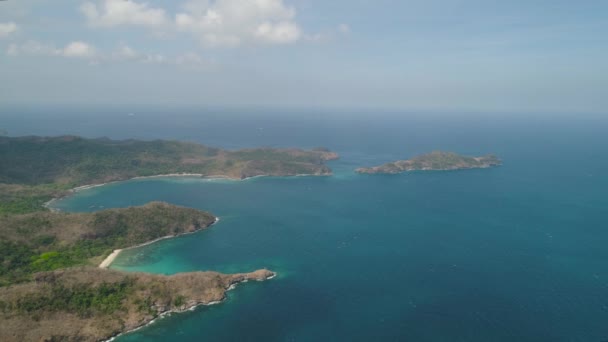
[176,0,301,46]
[80,0,168,27]
[3,0,341,72]
[79,0,304,47]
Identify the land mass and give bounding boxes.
[0,202,216,285]
[356,151,501,174]
[0,136,338,185]
[0,135,322,340]
[0,267,274,342]
[0,202,275,341]
[0,135,338,215]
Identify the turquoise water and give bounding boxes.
[41,113,608,341]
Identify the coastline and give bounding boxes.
[47,171,331,269]
[44,172,332,212]
[42,174,238,212]
[98,217,220,269]
[48,171,331,269]
[102,269,275,342]
[98,249,122,269]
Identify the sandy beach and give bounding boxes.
[99,249,122,269]
[98,217,220,269]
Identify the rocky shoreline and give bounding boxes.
[103,269,276,342]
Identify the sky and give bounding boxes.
[0,0,607,114]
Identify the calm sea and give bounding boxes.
[3,108,608,341]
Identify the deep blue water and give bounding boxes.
[3,108,608,341]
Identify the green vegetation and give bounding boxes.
[173,295,186,307]
[356,151,501,174]
[12,278,135,316]
[408,151,500,170]
[0,202,216,286]
[0,135,281,341]
[0,136,337,186]
[0,267,273,341]
[0,184,70,215]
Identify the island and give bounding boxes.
[356,151,501,174]
[0,136,341,341]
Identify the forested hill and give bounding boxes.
[0,135,338,186]
[0,202,216,286]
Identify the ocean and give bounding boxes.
[3,108,608,341]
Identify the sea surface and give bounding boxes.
[3,108,608,341]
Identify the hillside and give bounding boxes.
[0,202,275,341]
[0,136,338,186]
[0,202,216,286]
[0,267,274,342]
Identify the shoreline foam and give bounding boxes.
[102,268,274,342]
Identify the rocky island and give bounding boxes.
[356,151,501,174]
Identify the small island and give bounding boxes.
[356,151,501,174]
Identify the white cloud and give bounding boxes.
[77,0,343,48]
[7,40,60,56]
[81,0,168,27]
[62,41,96,58]
[7,40,97,58]
[255,21,300,44]
[176,0,301,46]
[0,22,18,38]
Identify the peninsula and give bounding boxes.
[0,267,274,341]
[0,202,275,341]
[356,151,501,174]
